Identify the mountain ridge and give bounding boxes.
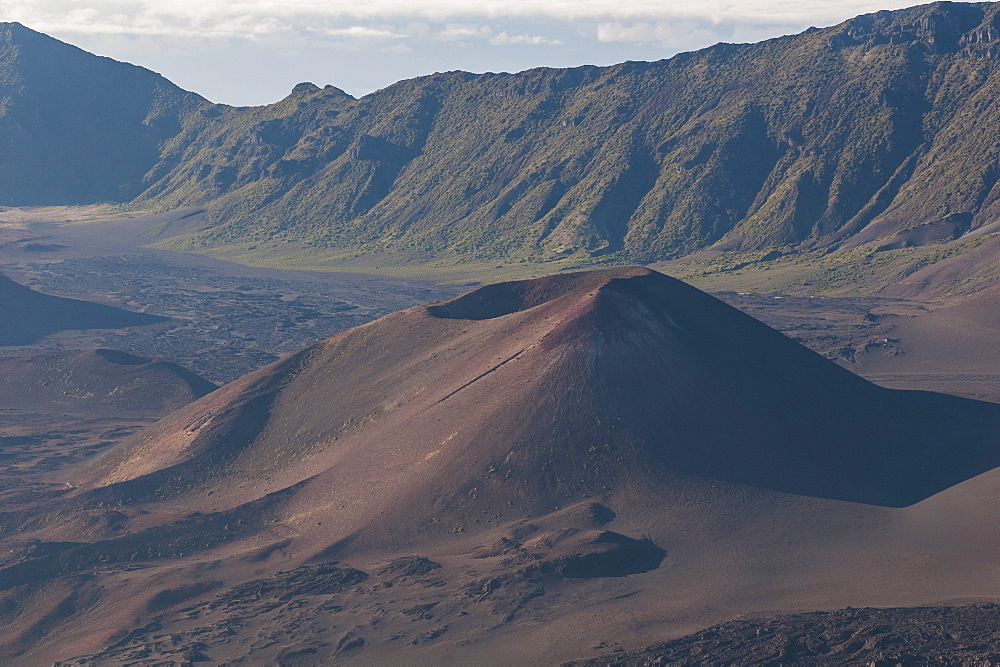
[132,1,1000,270]
[0,21,206,205]
[2,3,1000,286]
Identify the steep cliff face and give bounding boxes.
[131,2,1000,266]
[3,3,1000,269]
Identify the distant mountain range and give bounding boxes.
[2,2,999,274]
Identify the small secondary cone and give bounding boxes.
[0,271,163,345]
[0,348,216,417]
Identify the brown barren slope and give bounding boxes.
[865,284,1000,374]
[2,268,1000,664]
[0,349,216,531]
[849,284,1000,401]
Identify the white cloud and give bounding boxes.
[595,18,790,46]
[437,23,491,41]
[319,25,407,40]
[0,0,926,40]
[489,31,562,46]
[1,2,295,39]
[599,21,696,44]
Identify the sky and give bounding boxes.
[1,0,927,106]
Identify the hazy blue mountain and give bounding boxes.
[0,22,206,205]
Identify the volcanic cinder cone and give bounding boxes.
[6,267,1000,664]
[74,267,1000,542]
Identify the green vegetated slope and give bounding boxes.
[0,22,207,205]
[2,3,1000,280]
[130,1,1000,272]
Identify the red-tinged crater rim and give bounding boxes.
[425,266,655,321]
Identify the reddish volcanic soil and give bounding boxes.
[0,349,216,565]
[2,267,1000,664]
